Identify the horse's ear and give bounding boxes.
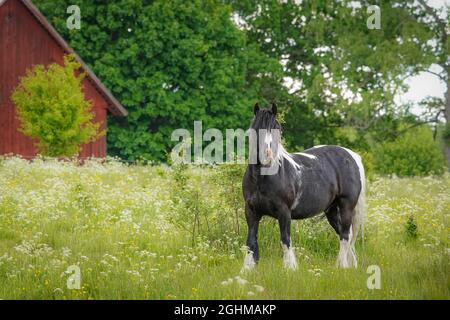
[271,102,277,116]
[254,103,260,115]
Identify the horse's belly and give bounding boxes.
[290,192,332,219]
[291,206,322,219]
[246,193,278,218]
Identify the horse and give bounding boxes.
[242,102,366,270]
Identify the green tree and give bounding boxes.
[34,0,448,173]
[11,55,103,157]
[34,0,283,161]
[413,0,449,167]
[373,126,445,177]
[228,0,439,151]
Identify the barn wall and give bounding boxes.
[0,0,107,158]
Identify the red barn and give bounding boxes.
[0,0,127,158]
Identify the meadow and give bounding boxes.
[0,157,448,299]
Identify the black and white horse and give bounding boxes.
[242,103,366,270]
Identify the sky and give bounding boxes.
[396,65,446,115]
[396,0,448,114]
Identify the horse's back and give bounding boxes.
[290,145,363,218]
[302,145,361,171]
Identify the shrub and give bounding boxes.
[169,163,211,246]
[167,162,246,249]
[211,162,246,235]
[405,215,419,240]
[444,123,450,142]
[11,54,103,157]
[357,149,375,181]
[372,126,445,177]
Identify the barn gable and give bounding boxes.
[0,0,127,158]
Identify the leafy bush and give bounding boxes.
[11,54,103,157]
[211,163,246,235]
[357,149,375,181]
[372,126,446,177]
[405,215,419,240]
[168,162,246,248]
[444,123,450,144]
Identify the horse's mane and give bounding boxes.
[277,144,302,171]
[250,109,281,131]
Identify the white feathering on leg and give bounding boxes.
[281,243,298,270]
[241,247,256,273]
[337,239,351,268]
[347,226,358,268]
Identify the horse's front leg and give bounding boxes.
[242,204,261,272]
[278,206,298,270]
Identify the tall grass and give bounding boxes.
[0,157,448,299]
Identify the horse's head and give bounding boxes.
[250,102,281,167]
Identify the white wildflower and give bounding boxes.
[254,285,265,292]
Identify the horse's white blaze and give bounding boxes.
[281,243,298,270]
[264,132,272,147]
[294,152,317,160]
[241,250,256,272]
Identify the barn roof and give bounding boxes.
[0,0,128,116]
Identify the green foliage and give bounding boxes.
[373,126,446,177]
[34,0,283,161]
[228,0,437,152]
[169,162,246,246]
[405,215,419,240]
[33,0,448,175]
[11,55,103,157]
[357,149,375,181]
[444,123,450,142]
[168,163,200,245]
[211,162,246,235]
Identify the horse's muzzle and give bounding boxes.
[262,148,274,166]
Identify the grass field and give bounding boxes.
[0,157,448,299]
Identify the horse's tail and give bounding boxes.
[351,152,366,249]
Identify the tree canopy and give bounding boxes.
[34,0,449,168]
[35,0,283,161]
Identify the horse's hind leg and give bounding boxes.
[325,203,341,236]
[336,198,358,268]
[242,204,260,272]
[277,206,297,270]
